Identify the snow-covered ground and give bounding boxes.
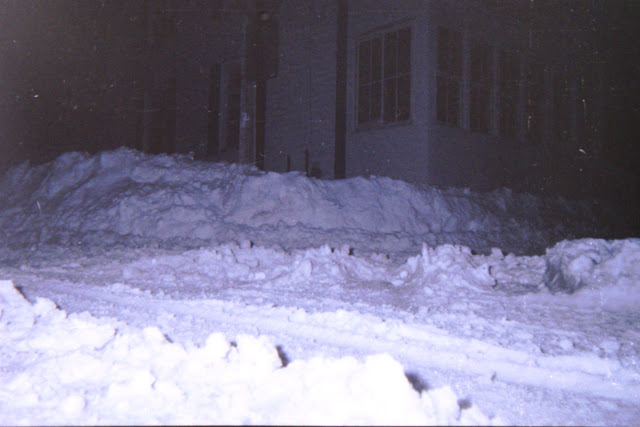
[0,148,638,425]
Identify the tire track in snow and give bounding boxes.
[19,277,640,405]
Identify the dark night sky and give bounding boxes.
[1,1,639,230]
[0,0,147,166]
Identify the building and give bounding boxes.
[138,0,615,196]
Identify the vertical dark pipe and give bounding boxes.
[333,0,347,179]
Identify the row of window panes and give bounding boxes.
[436,26,538,140]
[357,25,566,145]
[357,27,411,126]
[470,43,491,132]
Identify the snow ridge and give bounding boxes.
[0,148,601,255]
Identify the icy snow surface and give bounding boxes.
[0,148,638,425]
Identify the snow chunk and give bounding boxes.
[0,280,34,331]
[543,239,640,311]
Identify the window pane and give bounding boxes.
[500,51,519,86]
[384,31,398,77]
[448,79,460,125]
[511,56,520,84]
[437,26,449,72]
[499,50,520,138]
[481,88,490,131]
[358,40,371,84]
[371,37,382,82]
[383,77,397,122]
[397,74,410,121]
[397,28,411,75]
[357,27,411,128]
[471,86,489,132]
[500,94,516,137]
[437,75,447,122]
[526,63,544,144]
[499,52,508,89]
[371,81,381,121]
[450,29,462,77]
[358,84,371,124]
[553,72,570,141]
[471,44,490,84]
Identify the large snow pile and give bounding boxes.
[0,148,603,256]
[1,148,638,425]
[0,280,492,425]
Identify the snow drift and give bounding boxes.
[0,148,603,256]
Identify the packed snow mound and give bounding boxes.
[0,148,601,255]
[0,280,495,425]
[543,238,640,310]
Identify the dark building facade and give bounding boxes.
[2,1,637,206]
[135,0,633,200]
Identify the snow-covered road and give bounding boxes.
[1,149,638,425]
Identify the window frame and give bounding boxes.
[356,24,412,130]
[524,61,545,144]
[436,26,463,127]
[498,49,521,139]
[470,42,492,133]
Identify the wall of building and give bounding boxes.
[342,1,545,192]
[155,0,538,191]
[345,0,431,183]
[159,0,598,198]
[264,0,338,178]
[170,1,245,157]
[425,0,533,191]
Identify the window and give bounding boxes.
[223,63,241,152]
[149,5,176,46]
[436,26,462,126]
[499,50,520,139]
[207,64,221,157]
[481,0,499,9]
[575,68,600,156]
[470,43,491,132]
[357,27,411,126]
[205,63,241,159]
[525,62,545,144]
[552,68,571,144]
[148,78,176,154]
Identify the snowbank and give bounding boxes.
[0,148,638,425]
[0,148,603,255]
[0,280,494,425]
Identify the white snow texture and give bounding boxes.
[0,148,638,425]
